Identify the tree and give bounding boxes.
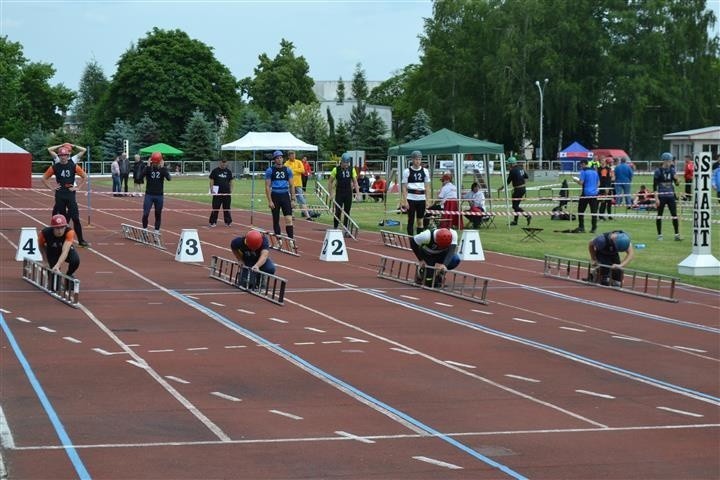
[74,59,109,142]
[234,107,267,138]
[97,28,239,144]
[284,102,328,147]
[405,109,432,142]
[242,39,316,115]
[348,102,367,148]
[367,65,421,140]
[181,109,215,162]
[134,113,161,152]
[267,112,286,132]
[351,62,369,102]
[334,121,351,156]
[100,119,135,162]
[336,76,345,104]
[24,127,51,164]
[360,110,389,158]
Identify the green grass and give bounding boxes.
[95,174,720,290]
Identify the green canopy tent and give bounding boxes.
[139,143,184,155]
[387,128,507,221]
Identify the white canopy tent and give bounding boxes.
[221,132,318,224]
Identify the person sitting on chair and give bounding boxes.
[410,227,461,286]
[463,182,486,228]
[632,185,655,207]
[587,230,634,287]
[425,173,457,228]
[230,230,276,289]
[369,174,386,202]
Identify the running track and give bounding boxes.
[0,184,718,479]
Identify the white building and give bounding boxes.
[313,80,392,138]
[663,126,720,160]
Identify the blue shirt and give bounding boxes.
[614,162,633,184]
[712,167,720,192]
[265,165,293,194]
[579,168,599,196]
[230,235,271,267]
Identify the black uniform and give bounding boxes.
[209,165,234,226]
[506,166,530,224]
[39,226,80,276]
[332,166,355,229]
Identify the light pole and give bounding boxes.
[535,78,548,169]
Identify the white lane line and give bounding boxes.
[335,431,375,444]
[471,309,492,315]
[210,302,225,307]
[148,302,163,305]
[95,271,114,274]
[127,360,147,369]
[445,360,476,369]
[612,335,642,342]
[126,344,140,347]
[0,308,10,314]
[390,347,416,355]
[211,392,242,402]
[673,346,707,353]
[559,326,586,332]
[294,342,315,346]
[505,374,540,383]
[512,317,536,324]
[62,336,82,344]
[344,336,368,343]
[576,389,616,399]
[434,302,453,307]
[148,349,174,353]
[269,410,303,420]
[224,345,246,349]
[322,340,342,344]
[93,348,127,356]
[16,317,31,323]
[269,317,288,324]
[344,283,358,288]
[237,309,255,314]
[186,347,208,351]
[400,295,419,300]
[0,405,16,449]
[412,456,463,470]
[37,326,56,333]
[165,376,190,385]
[657,406,703,418]
[185,295,198,300]
[305,327,326,333]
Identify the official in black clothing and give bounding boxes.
[328,153,360,230]
[498,157,531,225]
[142,152,172,231]
[208,159,234,227]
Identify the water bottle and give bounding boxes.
[634,243,646,249]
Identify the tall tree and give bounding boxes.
[367,65,420,140]
[74,59,109,142]
[284,102,328,147]
[336,76,345,104]
[334,121,351,156]
[234,107,267,138]
[348,102,367,148]
[351,62,369,102]
[134,113,161,152]
[181,109,215,162]
[242,39,315,115]
[405,109,432,142]
[360,110,389,158]
[100,119,135,162]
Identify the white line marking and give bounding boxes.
[434,302,453,307]
[612,335,643,342]
[269,317,288,324]
[126,344,140,347]
[471,309,492,315]
[186,347,208,351]
[294,342,315,346]
[37,326,56,333]
[390,347,416,355]
[445,360,476,369]
[412,456,462,470]
[269,409,303,420]
[400,295,419,300]
[16,317,30,323]
[62,336,82,344]
[304,327,326,333]
[148,349,174,353]
[126,360,147,369]
[576,389,616,399]
[344,283,358,288]
[95,271,114,274]
[504,374,540,383]
[237,309,255,314]
[322,340,342,344]
[92,348,127,356]
[224,345,246,349]
[148,302,163,305]
[210,392,242,402]
[512,317,536,323]
[335,431,375,444]
[559,326,586,332]
[0,308,10,314]
[185,295,198,300]
[165,376,190,385]
[343,336,368,343]
[673,346,707,353]
[0,405,16,449]
[210,302,225,307]
[657,406,703,418]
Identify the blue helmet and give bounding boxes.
[614,232,631,252]
[341,153,352,163]
[273,150,283,159]
[660,152,673,162]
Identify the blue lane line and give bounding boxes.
[368,290,720,405]
[0,313,91,479]
[171,291,528,480]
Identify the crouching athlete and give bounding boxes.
[587,230,634,287]
[230,230,276,289]
[409,227,460,286]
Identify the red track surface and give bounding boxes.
[1,184,718,479]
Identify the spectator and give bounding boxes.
[208,159,234,227]
[369,174,387,202]
[683,154,694,200]
[614,157,634,208]
[653,152,681,241]
[38,214,81,279]
[587,230,634,287]
[573,158,600,233]
[357,171,370,201]
[401,150,431,235]
[284,150,316,221]
[426,173,457,227]
[132,154,145,196]
[119,152,130,193]
[265,150,295,238]
[712,159,720,203]
[301,155,312,190]
[464,182,486,228]
[230,230,276,289]
[633,185,655,207]
[111,153,121,197]
[328,153,360,232]
[141,152,172,232]
[598,156,615,220]
[410,227,461,286]
[497,156,531,226]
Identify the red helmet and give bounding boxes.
[150,152,162,164]
[50,214,68,228]
[245,230,263,250]
[434,228,452,248]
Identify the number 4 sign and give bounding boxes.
[319,229,348,262]
[175,229,204,263]
[16,227,43,261]
[458,230,485,261]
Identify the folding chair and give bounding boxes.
[439,199,462,230]
[521,227,544,242]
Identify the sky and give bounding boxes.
[0,0,434,91]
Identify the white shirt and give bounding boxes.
[413,228,459,252]
[464,189,485,210]
[401,166,430,201]
[438,182,457,207]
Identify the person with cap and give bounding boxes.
[41,145,90,247]
[587,230,635,287]
[265,150,296,238]
[401,150,431,235]
[410,227,461,286]
[497,156,531,226]
[38,214,81,279]
[284,150,317,221]
[208,158,234,227]
[597,156,615,220]
[425,172,457,227]
[230,230,276,289]
[653,152,681,241]
[141,152,172,231]
[328,153,360,232]
[572,158,600,233]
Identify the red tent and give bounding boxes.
[592,149,630,162]
[0,138,31,188]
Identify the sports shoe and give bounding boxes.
[657,234,664,241]
[509,221,518,226]
[611,280,622,287]
[305,216,315,221]
[309,211,321,218]
[572,228,585,233]
[209,223,217,228]
[526,215,532,226]
[225,223,232,227]
[674,234,682,241]
[78,240,90,247]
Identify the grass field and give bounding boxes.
[95,173,720,290]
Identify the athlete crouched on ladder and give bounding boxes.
[38,214,80,282]
[410,227,460,286]
[230,230,276,289]
[587,231,634,287]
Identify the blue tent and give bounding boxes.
[558,141,593,171]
